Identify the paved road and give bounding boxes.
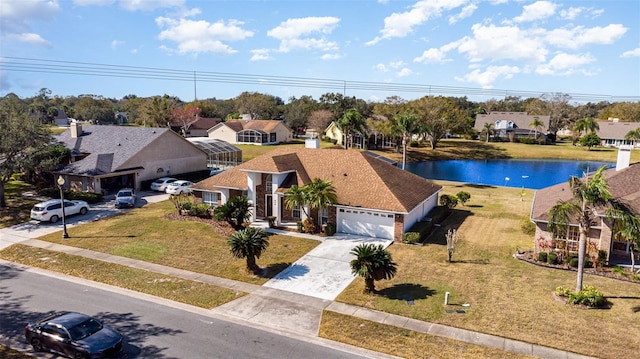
[0,262,383,359]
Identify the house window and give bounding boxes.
[203,192,219,207]
[292,204,301,219]
[265,174,272,192]
[319,207,328,225]
[270,133,276,142]
[555,225,580,252]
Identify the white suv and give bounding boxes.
[30,199,89,223]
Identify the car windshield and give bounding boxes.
[67,318,103,340]
[117,191,132,197]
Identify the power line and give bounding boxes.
[1,57,637,102]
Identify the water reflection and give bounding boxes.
[404,159,614,189]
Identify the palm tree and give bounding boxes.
[284,179,337,228]
[608,202,640,274]
[482,122,494,142]
[573,117,599,136]
[337,109,367,150]
[227,227,270,273]
[350,243,397,293]
[548,166,638,291]
[624,128,640,145]
[529,116,545,140]
[393,112,418,170]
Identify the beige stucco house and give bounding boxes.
[54,123,207,193]
[596,119,640,148]
[475,112,551,141]
[190,145,442,242]
[207,120,292,145]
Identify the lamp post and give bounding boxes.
[57,175,69,239]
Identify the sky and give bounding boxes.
[1,0,639,103]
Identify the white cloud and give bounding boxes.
[374,63,389,72]
[449,4,477,25]
[111,40,124,49]
[375,61,407,72]
[0,0,59,38]
[545,24,628,49]
[250,49,272,61]
[455,65,520,88]
[389,60,406,68]
[456,24,547,63]
[513,1,557,23]
[559,7,583,20]
[536,52,595,75]
[267,17,340,53]
[321,53,341,60]
[397,68,413,77]
[73,0,114,6]
[156,17,254,55]
[367,0,468,45]
[6,33,51,47]
[414,48,449,63]
[119,0,184,11]
[621,48,640,58]
[130,48,138,54]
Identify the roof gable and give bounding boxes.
[474,112,551,132]
[595,121,640,140]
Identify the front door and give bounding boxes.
[266,195,273,217]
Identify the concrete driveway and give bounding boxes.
[263,234,393,300]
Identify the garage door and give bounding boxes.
[336,208,395,239]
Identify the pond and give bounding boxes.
[403,159,615,189]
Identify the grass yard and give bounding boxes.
[331,181,640,359]
[319,311,533,359]
[0,244,242,309]
[25,200,320,285]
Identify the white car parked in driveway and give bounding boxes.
[150,177,178,192]
[30,199,89,223]
[165,180,193,195]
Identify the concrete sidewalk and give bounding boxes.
[8,238,593,359]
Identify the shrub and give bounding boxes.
[520,219,536,235]
[324,222,336,236]
[37,188,103,204]
[538,252,548,262]
[547,252,558,265]
[439,194,458,209]
[455,191,471,205]
[597,250,608,267]
[568,257,579,268]
[302,217,316,233]
[612,266,629,277]
[517,137,537,144]
[402,232,420,244]
[568,285,605,308]
[170,193,193,213]
[267,216,277,228]
[188,203,211,218]
[555,286,570,297]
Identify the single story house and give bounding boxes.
[186,116,222,138]
[207,119,292,145]
[596,119,640,148]
[190,145,442,241]
[54,122,207,193]
[530,147,640,262]
[324,121,396,150]
[474,112,551,141]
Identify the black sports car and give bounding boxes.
[25,312,123,359]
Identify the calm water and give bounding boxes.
[404,159,615,189]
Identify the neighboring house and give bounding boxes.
[207,120,292,145]
[53,108,74,127]
[595,119,640,148]
[190,146,442,241]
[186,116,222,137]
[54,123,207,193]
[114,112,128,125]
[530,146,640,263]
[324,121,396,149]
[474,112,551,141]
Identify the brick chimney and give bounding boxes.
[616,145,632,171]
[70,121,83,138]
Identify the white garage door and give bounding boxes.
[337,208,395,239]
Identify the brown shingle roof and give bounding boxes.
[192,147,442,213]
[595,121,640,140]
[531,163,640,222]
[220,119,289,133]
[189,117,221,131]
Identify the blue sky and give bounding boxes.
[1,0,639,103]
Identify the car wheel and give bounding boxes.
[49,215,59,223]
[79,207,88,215]
[31,338,43,352]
